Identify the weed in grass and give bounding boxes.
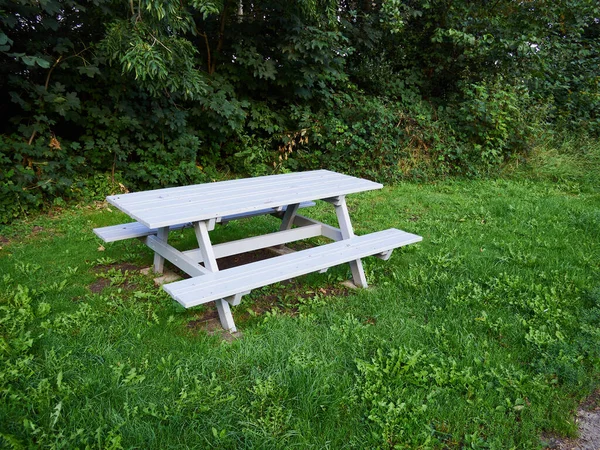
[39,279,68,295]
[354,345,551,448]
[329,313,370,341]
[94,256,117,266]
[63,265,79,276]
[14,261,41,276]
[42,301,101,336]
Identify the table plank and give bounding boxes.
[107,170,382,229]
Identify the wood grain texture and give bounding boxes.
[106,171,381,229]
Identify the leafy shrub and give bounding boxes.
[0,87,212,222]
[450,79,539,167]
[286,89,484,180]
[0,135,85,223]
[284,91,415,181]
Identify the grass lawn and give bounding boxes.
[1,144,599,448]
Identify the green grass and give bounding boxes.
[1,143,599,449]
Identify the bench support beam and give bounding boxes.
[145,235,209,277]
[280,203,300,231]
[324,196,368,288]
[153,227,169,274]
[377,249,393,261]
[193,221,237,333]
[292,215,343,241]
[183,223,322,264]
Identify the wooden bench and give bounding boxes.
[164,228,422,308]
[93,171,423,332]
[94,202,315,243]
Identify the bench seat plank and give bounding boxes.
[93,221,186,243]
[164,228,422,308]
[93,202,315,243]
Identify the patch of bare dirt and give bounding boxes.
[31,225,44,234]
[92,262,142,273]
[166,248,281,280]
[24,224,62,241]
[89,278,111,293]
[0,235,9,244]
[216,248,277,270]
[217,279,354,329]
[542,390,600,450]
[173,246,313,277]
[249,281,352,316]
[185,305,241,342]
[89,262,143,293]
[285,240,317,251]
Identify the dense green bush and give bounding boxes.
[0,135,84,223]
[450,79,541,168]
[1,0,598,223]
[292,92,411,181]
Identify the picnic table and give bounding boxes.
[94,170,422,332]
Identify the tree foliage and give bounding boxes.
[0,0,599,222]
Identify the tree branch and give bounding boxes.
[211,0,230,74]
[29,46,90,145]
[200,32,212,74]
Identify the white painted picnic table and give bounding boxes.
[95,170,422,332]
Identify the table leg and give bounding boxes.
[280,203,300,231]
[328,196,368,288]
[153,227,169,273]
[272,203,301,252]
[193,221,237,332]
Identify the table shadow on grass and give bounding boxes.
[184,279,354,340]
[85,245,357,339]
[182,247,355,337]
